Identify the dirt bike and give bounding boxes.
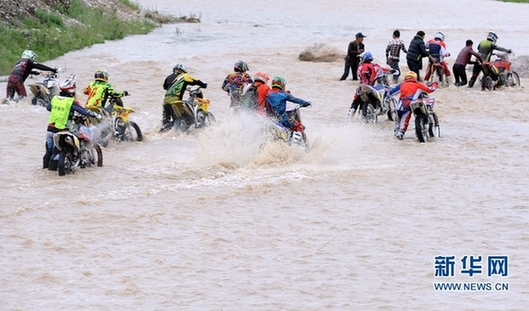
[426,58,450,88]
[87,94,142,147]
[53,115,103,176]
[161,86,216,132]
[409,90,440,143]
[263,103,311,152]
[349,83,397,124]
[481,52,520,91]
[28,71,60,106]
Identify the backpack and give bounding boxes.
[241,82,259,110]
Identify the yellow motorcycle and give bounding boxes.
[88,94,142,147]
[161,86,216,132]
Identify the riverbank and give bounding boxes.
[0,0,198,75]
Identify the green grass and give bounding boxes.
[0,0,158,75]
[498,0,529,2]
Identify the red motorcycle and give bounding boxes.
[481,52,520,91]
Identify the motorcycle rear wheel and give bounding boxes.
[415,115,429,143]
[58,150,74,176]
[362,102,378,124]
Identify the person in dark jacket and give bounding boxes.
[452,40,483,87]
[406,31,429,81]
[4,50,57,104]
[340,32,366,81]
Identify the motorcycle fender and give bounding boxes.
[53,132,80,151]
[409,102,428,115]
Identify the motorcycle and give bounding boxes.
[53,114,103,176]
[481,52,520,91]
[161,86,216,132]
[426,60,450,88]
[409,90,440,143]
[263,103,311,152]
[28,71,60,106]
[87,94,143,147]
[350,83,398,124]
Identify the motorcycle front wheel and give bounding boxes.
[506,72,520,88]
[482,75,495,91]
[384,97,397,121]
[121,121,143,142]
[32,96,48,107]
[82,142,103,168]
[195,111,216,128]
[58,150,74,176]
[415,115,429,143]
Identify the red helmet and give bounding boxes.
[253,71,270,84]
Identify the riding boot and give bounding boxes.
[468,77,476,88]
[43,152,51,169]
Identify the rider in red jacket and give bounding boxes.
[394,71,437,140]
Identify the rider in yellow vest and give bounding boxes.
[44,74,101,170]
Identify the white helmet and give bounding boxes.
[487,31,498,43]
[21,50,37,60]
[434,32,445,41]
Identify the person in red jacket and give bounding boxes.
[4,50,57,104]
[394,71,437,140]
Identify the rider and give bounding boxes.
[4,50,58,104]
[241,71,271,116]
[44,75,101,170]
[266,76,310,130]
[221,60,253,109]
[161,63,207,131]
[394,71,437,140]
[468,31,512,88]
[424,32,451,82]
[347,52,378,119]
[83,69,128,111]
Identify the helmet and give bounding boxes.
[234,60,249,73]
[271,76,286,90]
[362,51,373,62]
[487,31,498,43]
[59,74,77,95]
[404,71,418,82]
[94,69,109,82]
[434,32,445,41]
[173,63,187,74]
[253,71,270,84]
[21,50,37,60]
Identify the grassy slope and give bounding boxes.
[0,0,158,75]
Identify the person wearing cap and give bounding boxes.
[406,31,429,81]
[452,40,483,87]
[340,32,366,81]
